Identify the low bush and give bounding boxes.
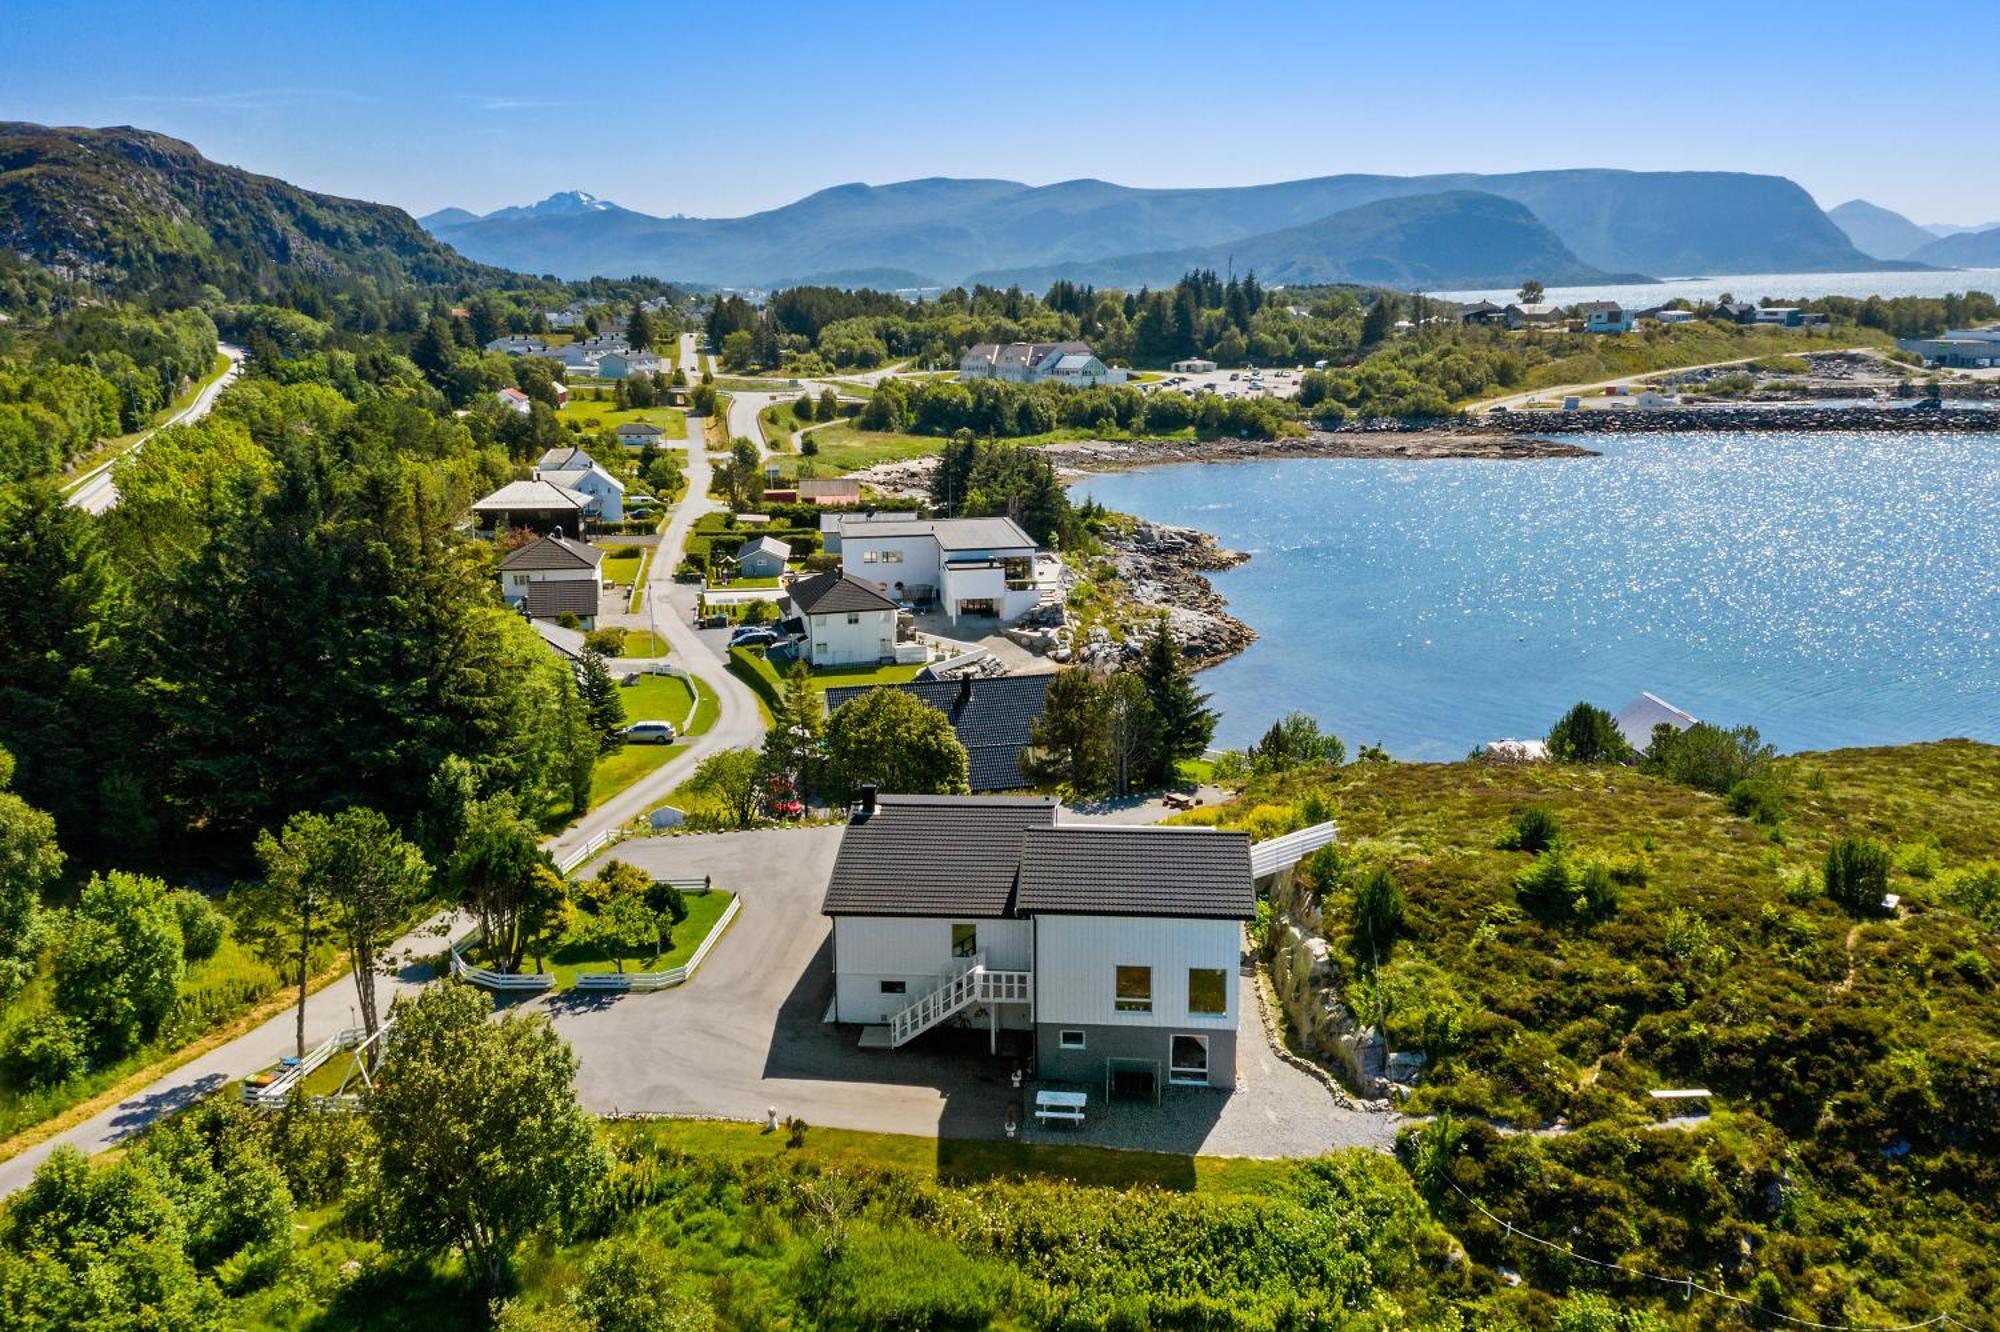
[584,626,626,657]
[169,889,226,962]
[3,1012,89,1088]
[1495,804,1563,852]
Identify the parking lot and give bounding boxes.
[546,826,1400,1157]
[1143,366,1303,401]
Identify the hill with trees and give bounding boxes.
[0,122,496,303]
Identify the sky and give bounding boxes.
[3,0,1995,225]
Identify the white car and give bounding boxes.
[623,720,678,744]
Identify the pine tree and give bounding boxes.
[627,302,654,351]
[575,648,626,749]
[1360,296,1396,349]
[1137,618,1217,785]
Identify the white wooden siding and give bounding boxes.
[1033,915,1240,1030]
[833,915,1032,1024]
[806,607,896,666]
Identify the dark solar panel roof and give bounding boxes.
[1016,826,1253,920]
[823,675,1051,791]
[820,795,1057,918]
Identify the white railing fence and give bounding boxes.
[449,925,558,992]
[556,828,619,874]
[887,953,1033,1047]
[575,893,739,992]
[241,1015,396,1112]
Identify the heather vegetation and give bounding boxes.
[1181,737,2000,1327]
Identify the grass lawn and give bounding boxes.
[533,889,736,987]
[583,743,677,809]
[622,628,669,657]
[618,672,697,729]
[709,574,782,590]
[1464,323,1897,404]
[619,1117,1293,1195]
[731,643,924,704]
[798,422,947,474]
[594,541,646,585]
[559,399,687,437]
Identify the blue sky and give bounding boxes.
[3,0,1993,224]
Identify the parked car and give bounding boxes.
[730,627,780,647]
[696,612,729,630]
[623,720,677,744]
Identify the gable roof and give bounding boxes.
[498,387,532,404]
[1613,692,1698,752]
[797,477,860,499]
[821,795,1059,917]
[823,674,1051,791]
[473,479,588,513]
[500,535,603,572]
[1017,826,1253,920]
[536,446,593,470]
[523,578,599,618]
[835,514,1036,551]
[786,570,898,615]
[736,535,792,561]
[615,420,665,436]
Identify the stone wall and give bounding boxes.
[1262,867,1395,1099]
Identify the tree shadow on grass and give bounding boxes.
[309,1261,484,1332]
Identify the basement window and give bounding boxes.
[879,980,907,996]
[1059,1030,1086,1050]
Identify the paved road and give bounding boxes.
[545,331,768,865]
[66,342,247,514]
[0,909,456,1199]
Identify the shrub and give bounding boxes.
[3,1012,89,1088]
[1546,702,1634,764]
[1727,775,1789,828]
[169,888,226,962]
[1824,835,1892,916]
[1515,851,1618,924]
[1643,722,1774,794]
[584,626,626,657]
[1496,805,1563,853]
[801,435,818,456]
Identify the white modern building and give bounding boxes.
[1580,302,1634,334]
[959,341,1127,387]
[1898,326,2000,368]
[779,571,899,667]
[498,534,603,627]
[833,514,1042,622]
[821,793,1256,1093]
[1171,357,1218,373]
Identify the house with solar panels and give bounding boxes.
[821,791,1265,1093]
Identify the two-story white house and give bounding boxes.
[498,534,603,627]
[820,793,1255,1093]
[1579,301,1634,334]
[959,341,1128,387]
[835,514,1042,623]
[533,447,625,523]
[780,571,899,666]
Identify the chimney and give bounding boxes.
[859,784,877,816]
[957,675,973,707]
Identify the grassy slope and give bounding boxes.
[1181,740,2000,1324]
[1469,323,1897,403]
[534,888,735,986]
[558,398,686,437]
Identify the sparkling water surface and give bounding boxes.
[1076,432,2000,758]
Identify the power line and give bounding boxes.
[1439,1172,1984,1332]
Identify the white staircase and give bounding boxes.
[888,954,1031,1047]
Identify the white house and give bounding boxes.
[472,479,588,537]
[486,336,549,357]
[780,571,899,666]
[1505,302,1564,330]
[732,534,791,579]
[959,341,1127,387]
[1613,692,1697,753]
[1580,302,1634,334]
[1171,357,1218,373]
[834,514,1042,622]
[495,387,533,415]
[498,534,603,627]
[614,421,666,448]
[820,793,1255,1093]
[597,351,663,380]
[533,447,625,523]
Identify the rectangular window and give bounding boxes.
[1058,1029,1086,1050]
[1115,965,1152,1013]
[862,550,878,563]
[882,549,903,563]
[1170,1034,1209,1085]
[1187,969,1229,1016]
[951,923,977,958]
[846,612,859,624]
[879,980,907,996]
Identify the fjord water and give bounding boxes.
[1076,432,2000,758]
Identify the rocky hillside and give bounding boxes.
[0,122,494,299]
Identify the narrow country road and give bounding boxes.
[0,908,456,1199]
[545,330,767,864]
[1,335,767,1200]
[65,342,247,514]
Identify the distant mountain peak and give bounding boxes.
[1826,199,1940,261]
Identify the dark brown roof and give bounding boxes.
[820,795,1058,918]
[1016,826,1254,920]
[786,570,898,616]
[501,535,602,572]
[823,675,1050,791]
[524,579,600,618]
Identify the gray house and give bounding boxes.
[733,534,792,579]
[821,793,1254,1094]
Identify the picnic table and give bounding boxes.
[1034,1089,1086,1127]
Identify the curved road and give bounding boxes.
[2,333,766,1198]
[66,342,247,514]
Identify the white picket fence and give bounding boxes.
[449,926,557,992]
[575,893,740,992]
[555,828,620,874]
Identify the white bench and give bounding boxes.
[1033,1090,1086,1126]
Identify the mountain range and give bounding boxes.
[0,122,490,298]
[1828,197,2000,267]
[422,169,1902,290]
